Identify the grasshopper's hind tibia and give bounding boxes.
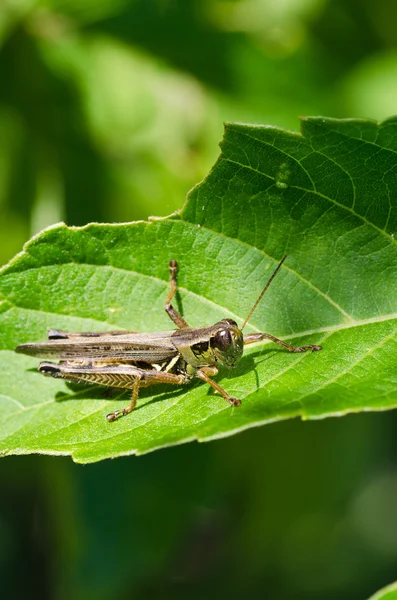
[106,375,141,422]
[165,260,190,329]
[39,361,187,421]
[243,333,322,353]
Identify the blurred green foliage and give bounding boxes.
[1,1,397,598]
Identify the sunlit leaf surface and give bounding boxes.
[0,117,396,462]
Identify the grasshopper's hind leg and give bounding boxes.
[105,367,187,421]
[106,376,141,422]
[39,361,187,421]
[165,260,190,329]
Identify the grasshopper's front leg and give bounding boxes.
[243,333,322,353]
[165,260,190,329]
[196,366,242,407]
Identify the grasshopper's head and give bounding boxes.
[210,319,244,368]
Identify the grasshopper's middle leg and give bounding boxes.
[196,366,242,407]
[165,260,190,329]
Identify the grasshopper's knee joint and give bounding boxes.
[39,362,62,378]
[169,260,178,278]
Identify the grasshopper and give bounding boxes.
[16,256,322,421]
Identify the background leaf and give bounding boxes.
[369,581,397,600]
[0,116,396,463]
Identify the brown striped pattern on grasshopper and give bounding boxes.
[16,257,322,421]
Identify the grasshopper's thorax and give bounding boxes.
[172,319,244,369]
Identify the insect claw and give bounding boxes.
[106,410,123,422]
[230,397,242,407]
[292,344,322,353]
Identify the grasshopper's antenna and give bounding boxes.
[241,255,288,331]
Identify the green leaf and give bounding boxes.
[368,582,397,600]
[0,116,396,463]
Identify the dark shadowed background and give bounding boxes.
[1,1,397,598]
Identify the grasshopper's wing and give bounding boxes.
[15,330,178,362]
[46,329,140,340]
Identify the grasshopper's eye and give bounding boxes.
[214,329,232,350]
